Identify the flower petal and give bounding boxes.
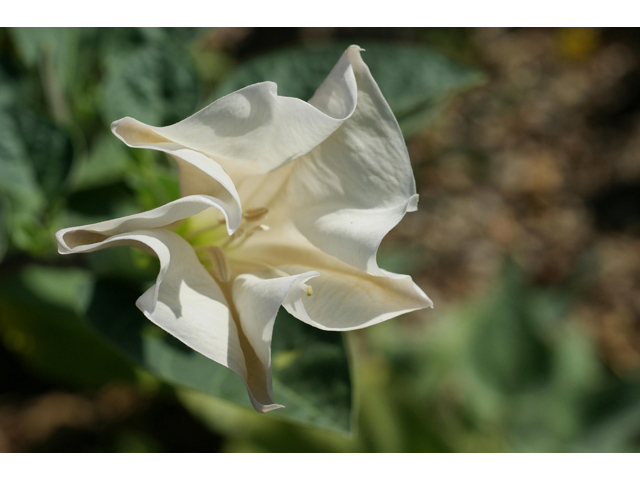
[233,240,432,331]
[284,45,419,275]
[111,120,243,229]
[111,72,357,177]
[57,225,286,413]
[56,195,241,254]
[231,270,320,411]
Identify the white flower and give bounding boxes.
[55,45,432,413]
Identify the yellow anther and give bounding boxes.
[242,207,269,222]
[206,246,231,283]
[306,285,313,296]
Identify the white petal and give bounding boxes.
[111,76,357,177]
[231,270,320,411]
[56,195,240,254]
[284,45,419,275]
[111,119,243,224]
[235,240,432,332]
[56,225,285,413]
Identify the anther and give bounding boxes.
[244,224,269,239]
[226,224,269,249]
[206,246,231,283]
[221,226,245,248]
[301,284,313,296]
[242,207,269,222]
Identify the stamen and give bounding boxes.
[242,207,269,222]
[306,285,313,296]
[245,224,270,238]
[221,226,245,248]
[227,224,269,249]
[206,246,231,283]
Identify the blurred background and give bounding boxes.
[2,27,640,452]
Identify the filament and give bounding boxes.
[207,246,231,283]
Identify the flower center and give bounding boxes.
[176,207,270,283]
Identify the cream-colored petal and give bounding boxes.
[234,239,432,332]
[56,226,285,413]
[111,120,243,228]
[231,270,320,411]
[56,195,240,254]
[111,74,357,178]
[283,45,418,276]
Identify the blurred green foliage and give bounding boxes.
[1,27,638,452]
[176,264,640,452]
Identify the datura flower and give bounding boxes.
[55,45,432,412]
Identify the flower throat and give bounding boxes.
[176,207,270,284]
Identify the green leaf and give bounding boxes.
[0,107,74,254]
[0,198,7,261]
[69,134,131,191]
[0,63,22,109]
[10,28,80,81]
[213,42,486,137]
[84,276,353,432]
[467,265,555,394]
[0,265,138,388]
[9,28,84,125]
[101,45,199,127]
[0,108,73,205]
[575,382,640,452]
[0,109,45,214]
[16,109,74,199]
[270,309,352,431]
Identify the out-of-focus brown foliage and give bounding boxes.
[390,27,640,376]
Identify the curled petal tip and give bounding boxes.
[250,399,285,413]
[406,194,419,213]
[345,45,365,62]
[262,404,285,413]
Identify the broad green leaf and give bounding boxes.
[0,108,73,205]
[83,275,353,432]
[0,108,74,254]
[9,28,84,125]
[0,265,138,388]
[15,109,74,199]
[213,42,486,137]
[0,109,45,214]
[467,265,555,394]
[101,45,199,127]
[10,28,80,83]
[0,198,7,261]
[69,134,131,192]
[574,383,640,452]
[0,63,22,109]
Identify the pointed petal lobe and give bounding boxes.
[284,45,418,275]
[231,270,320,411]
[111,78,357,177]
[56,195,240,254]
[234,240,432,331]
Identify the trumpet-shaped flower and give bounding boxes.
[55,46,432,412]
